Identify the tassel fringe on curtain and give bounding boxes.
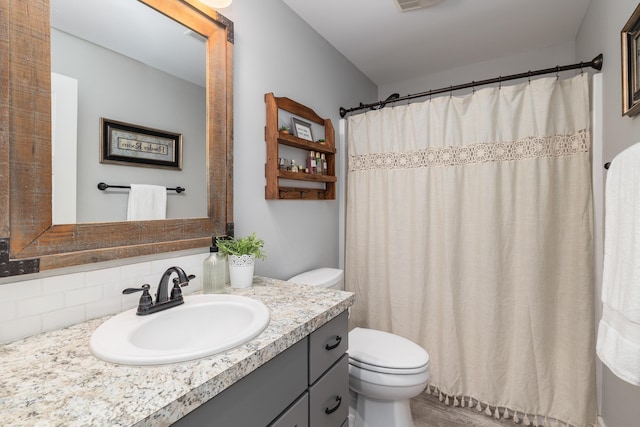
[345,74,597,427]
[425,385,586,427]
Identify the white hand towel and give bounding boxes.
[126,184,167,221]
[597,142,640,386]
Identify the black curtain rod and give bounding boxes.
[97,182,186,193]
[339,54,603,118]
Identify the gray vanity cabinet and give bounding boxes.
[172,310,349,427]
[307,311,349,427]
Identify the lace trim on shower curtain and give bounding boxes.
[424,385,597,427]
[349,129,590,172]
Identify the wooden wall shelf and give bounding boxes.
[265,93,336,200]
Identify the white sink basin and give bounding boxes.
[90,294,270,365]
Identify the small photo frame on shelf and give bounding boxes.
[291,117,314,141]
[100,118,182,170]
[622,3,640,117]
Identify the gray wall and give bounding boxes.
[221,0,376,280]
[576,0,640,425]
[51,29,207,222]
[377,41,577,99]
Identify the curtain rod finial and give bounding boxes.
[592,54,603,71]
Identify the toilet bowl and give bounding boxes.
[348,327,429,427]
[288,268,430,427]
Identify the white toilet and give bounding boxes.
[288,268,430,427]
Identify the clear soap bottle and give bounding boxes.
[203,237,226,293]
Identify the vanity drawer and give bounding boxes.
[309,311,348,384]
[269,392,309,427]
[308,354,349,427]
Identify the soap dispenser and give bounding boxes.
[203,237,226,294]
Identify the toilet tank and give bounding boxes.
[287,268,344,291]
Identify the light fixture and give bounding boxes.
[199,0,232,9]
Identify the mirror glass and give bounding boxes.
[50,0,207,224]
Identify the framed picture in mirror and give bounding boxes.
[100,118,183,170]
[622,3,640,117]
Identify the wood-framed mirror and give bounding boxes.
[0,0,233,275]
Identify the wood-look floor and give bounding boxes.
[411,392,514,427]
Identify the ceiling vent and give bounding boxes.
[394,0,444,13]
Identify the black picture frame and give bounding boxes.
[622,4,640,117]
[100,118,183,170]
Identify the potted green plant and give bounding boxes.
[217,233,266,288]
[279,125,290,134]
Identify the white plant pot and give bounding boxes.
[228,254,256,288]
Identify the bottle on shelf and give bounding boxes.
[278,157,288,170]
[203,237,226,294]
[321,153,327,175]
[316,152,323,175]
[308,150,317,174]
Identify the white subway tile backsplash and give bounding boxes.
[0,252,204,344]
[17,293,65,317]
[65,286,103,307]
[86,297,121,320]
[121,262,152,281]
[0,302,16,323]
[0,316,41,343]
[42,306,85,332]
[122,290,143,311]
[85,266,120,286]
[0,279,42,301]
[43,272,85,294]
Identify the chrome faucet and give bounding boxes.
[123,266,195,315]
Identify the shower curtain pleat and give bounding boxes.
[345,74,597,427]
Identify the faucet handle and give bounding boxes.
[170,274,195,300]
[122,284,153,314]
[122,284,151,294]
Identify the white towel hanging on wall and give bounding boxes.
[597,142,640,386]
[126,184,167,221]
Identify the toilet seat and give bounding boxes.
[350,357,429,375]
[348,327,429,374]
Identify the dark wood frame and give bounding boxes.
[622,3,640,116]
[264,93,337,200]
[0,0,234,274]
[100,118,183,170]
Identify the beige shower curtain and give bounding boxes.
[346,74,596,427]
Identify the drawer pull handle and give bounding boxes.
[325,335,342,350]
[324,395,342,415]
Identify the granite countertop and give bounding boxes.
[0,277,354,427]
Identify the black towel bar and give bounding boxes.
[97,182,185,193]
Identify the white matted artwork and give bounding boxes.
[291,117,314,141]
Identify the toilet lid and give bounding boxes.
[348,327,429,372]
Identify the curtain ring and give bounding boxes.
[498,76,502,90]
[449,85,453,98]
[429,90,432,101]
[555,65,560,81]
[472,81,475,94]
[580,63,584,75]
[528,71,531,84]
